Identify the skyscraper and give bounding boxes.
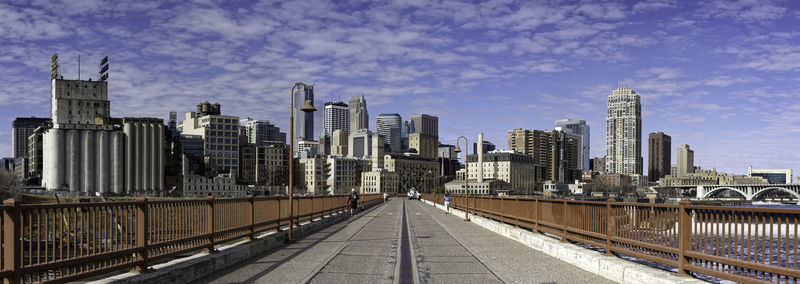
[349,95,368,132]
[555,119,590,171]
[606,87,642,175]
[168,111,178,138]
[676,144,694,177]
[324,101,349,137]
[294,85,314,142]
[376,113,402,153]
[411,114,438,137]
[12,117,49,158]
[241,119,285,145]
[648,132,671,182]
[508,128,580,182]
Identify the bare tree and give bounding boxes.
[0,169,20,198]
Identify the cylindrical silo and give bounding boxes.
[134,123,142,192]
[42,130,54,190]
[143,123,152,192]
[53,129,66,191]
[67,130,80,193]
[96,131,109,194]
[149,123,157,193]
[123,122,133,193]
[156,124,165,193]
[82,130,95,195]
[112,131,124,195]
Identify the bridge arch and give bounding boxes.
[703,187,748,200]
[750,187,800,202]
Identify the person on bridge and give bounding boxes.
[444,193,452,214]
[383,192,388,203]
[348,189,360,216]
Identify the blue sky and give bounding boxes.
[1,0,799,176]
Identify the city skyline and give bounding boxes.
[1,1,799,175]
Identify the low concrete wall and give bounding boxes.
[91,201,382,284]
[422,200,708,284]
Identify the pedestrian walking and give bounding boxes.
[383,192,388,203]
[444,193,452,214]
[348,189,359,216]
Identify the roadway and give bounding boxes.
[194,198,614,284]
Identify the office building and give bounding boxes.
[324,101,349,137]
[676,144,694,177]
[241,119,285,145]
[294,85,315,142]
[658,168,768,186]
[508,128,581,182]
[168,111,179,138]
[331,129,348,156]
[555,119,590,171]
[411,114,438,136]
[606,87,642,175]
[401,120,413,151]
[326,156,369,195]
[591,156,606,172]
[179,101,240,174]
[409,133,438,160]
[299,156,326,194]
[473,140,496,155]
[376,113,402,153]
[362,170,399,194]
[466,150,541,194]
[318,130,330,156]
[27,127,44,185]
[12,117,49,158]
[648,132,671,182]
[748,167,793,184]
[348,130,375,158]
[349,95,369,132]
[296,140,319,158]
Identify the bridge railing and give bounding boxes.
[426,194,800,283]
[0,194,382,283]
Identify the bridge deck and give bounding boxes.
[194,198,613,284]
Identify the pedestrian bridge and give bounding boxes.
[697,184,800,201]
[5,194,800,283]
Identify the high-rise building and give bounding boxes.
[606,87,642,175]
[179,102,240,175]
[240,119,286,145]
[676,144,694,177]
[168,112,178,138]
[324,101,349,138]
[648,132,671,182]
[349,95,369,132]
[331,129,348,156]
[592,156,607,172]
[409,133,438,160]
[508,128,581,182]
[294,85,315,142]
[12,117,49,158]
[348,130,374,159]
[555,119,590,171]
[411,114,438,136]
[472,140,496,154]
[376,113,402,153]
[401,120,413,151]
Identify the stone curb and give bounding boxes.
[421,200,708,284]
[88,201,382,284]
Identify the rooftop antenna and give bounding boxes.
[78,55,80,81]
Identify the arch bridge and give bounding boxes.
[697,184,800,202]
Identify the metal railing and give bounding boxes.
[1,194,381,283]
[427,194,800,283]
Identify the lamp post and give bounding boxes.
[287,82,316,243]
[454,136,469,221]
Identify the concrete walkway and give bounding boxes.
[194,198,614,284]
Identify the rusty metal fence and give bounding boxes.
[427,194,800,283]
[1,194,381,283]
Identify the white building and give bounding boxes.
[555,119,590,171]
[748,166,794,184]
[606,87,642,175]
[324,102,350,138]
[676,144,694,177]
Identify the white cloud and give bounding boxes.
[698,0,787,23]
[703,75,762,86]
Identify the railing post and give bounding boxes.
[133,197,149,272]
[276,197,281,231]
[3,198,21,284]
[205,196,216,253]
[247,195,255,240]
[605,198,616,256]
[514,196,519,228]
[678,200,692,276]
[534,197,540,233]
[562,198,570,243]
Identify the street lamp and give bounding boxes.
[454,136,469,222]
[287,82,316,243]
